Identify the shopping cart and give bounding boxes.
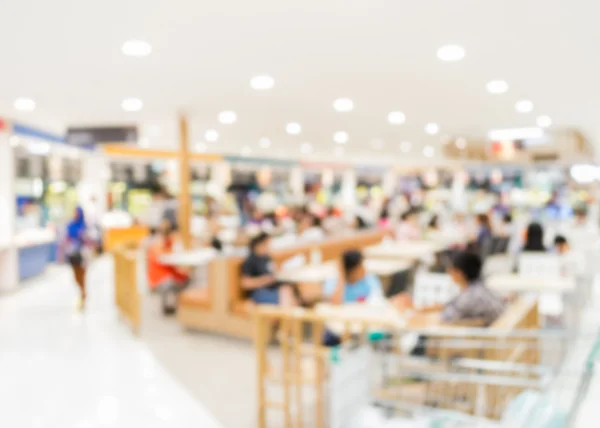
[254,306,597,428]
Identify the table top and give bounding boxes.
[276,258,412,284]
[159,248,218,267]
[486,273,577,293]
[364,240,447,260]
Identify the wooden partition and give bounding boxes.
[113,246,141,334]
[178,231,385,339]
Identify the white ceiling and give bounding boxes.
[1,0,600,164]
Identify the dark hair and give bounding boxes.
[342,250,364,275]
[503,213,512,224]
[355,215,368,230]
[477,213,491,229]
[554,235,568,246]
[400,209,414,221]
[428,215,439,229]
[311,215,322,228]
[524,222,546,252]
[380,207,389,220]
[249,232,270,252]
[451,252,483,283]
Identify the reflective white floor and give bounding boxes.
[0,258,223,428]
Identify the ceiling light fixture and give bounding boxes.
[423,145,435,157]
[250,75,275,90]
[456,137,467,149]
[515,100,534,113]
[399,141,412,153]
[204,130,219,142]
[286,122,302,135]
[333,98,354,112]
[486,80,509,94]
[388,111,406,125]
[437,44,465,62]
[536,115,552,128]
[333,131,349,144]
[121,97,143,112]
[218,110,237,124]
[122,40,152,57]
[300,142,313,154]
[14,97,36,111]
[259,138,271,148]
[425,123,440,135]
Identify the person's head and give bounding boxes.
[342,250,366,283]
[252,206,264,220]
[476,213,491,229]
[524,222,545,252]
[574,208,587,224]
[353,215,368,230]
[73,206,85,222]
[401,209,416,224]
[380,207,389,220]
[503,213,513,224]
[249,232,271,255]
[554,235,569,255]
[158,217,173,237]
[448,251,483,288]
[428,215,439,230]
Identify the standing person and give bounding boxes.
[65,207,89,309]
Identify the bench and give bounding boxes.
[177,231,385,339]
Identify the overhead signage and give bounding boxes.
[66,126,138,146]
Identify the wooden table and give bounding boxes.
[364,240,448,261]
[159,248,218,267]
[486,273,576,294]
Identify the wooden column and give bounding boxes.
[178,114,192,249]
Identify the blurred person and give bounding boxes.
[65,207,90,309]
[554,235,585,277]
[297,214,325,242]
[377,206,391,231]
[395,209,421,240]
[352,214,369,230]
[147,218,190,314]
[523,222,546,252]
[241,232,297,307]
[325,250,385,305]
[322,206,343,235]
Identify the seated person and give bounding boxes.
[297,214,325,242]
[396,209,422,241]
[523,222,546,252]
[417,251,506,326]
[554,235,585,276]
[324,250,385,304]
[241,232,297,307]
[147,218,190,315]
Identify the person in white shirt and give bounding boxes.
[554,235,585,277]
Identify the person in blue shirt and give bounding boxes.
[324,250,384,304]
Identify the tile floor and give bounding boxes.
[0,258,224,428]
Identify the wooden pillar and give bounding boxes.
[178,114,192,249]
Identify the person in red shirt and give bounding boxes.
[147,218,190,314]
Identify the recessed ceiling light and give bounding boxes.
[335,146,345,157]
[14,97,36,111]
[196,142,207,153]
[456,137,467,149]
[205,130,219,142]
[122,40,152,57]
[536,115,552,128]
[138,137,150,148]
[286,122,302,135]
[425,123,440,135]
[121,97,143,112]
[423,145,435,157]
[437,44,465,62]
[333,131,349,144]
[388,111,406,125]
[300,142,313,154]
[372,139,384,149]
[218,110,237,124]
[486,80,509,94]
[241,146,252,157]
[259,138,271,148]
[250,75,275,90]
[399,141,412,153]
[333,98,354,112]
[515,100,534,113]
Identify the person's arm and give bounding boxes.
[241,274,276,290]
[329,261,347,305]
